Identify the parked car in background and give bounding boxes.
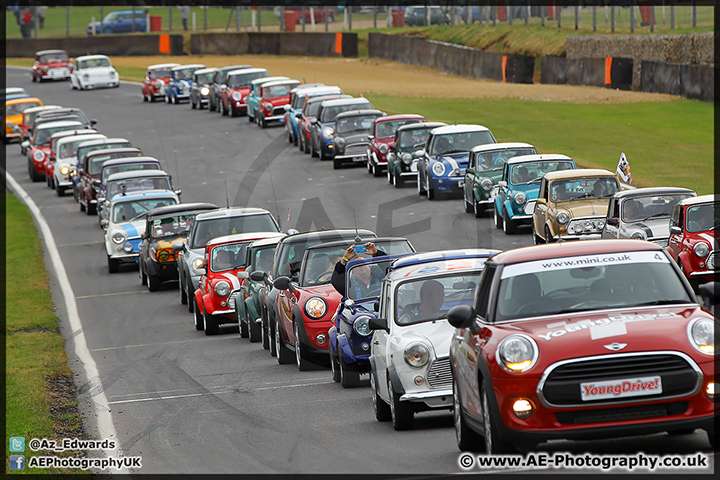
[494,154,576,235]
[297,93,350,155]
[208,64,253,112]
[254,79,301,128]
[532,169,620,243]
[386,122,446,188]
[283,84,335,145]
[70,55,119,90]
[245,76,290,123]
[463,142,537,218]
[87,9,149,35]
[4,96,42,143]
[448,240,714,453]
[32,49,72,82]
[404,5,451,26]
[417,124,496,200]
[331,109,385,170]
[310,97,374,160]
[295,7,335,24]
[218,67,270,117]
[189,67,217,109]
[166,64,206,104]
[142,63,180,102]
[667,194,720,290]
[366,114,425,177]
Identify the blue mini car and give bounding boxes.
[166,64,206,104]
[493,154,576,235]
[87,10,148,35]
[417,124,496,200]
[283,85,340,146]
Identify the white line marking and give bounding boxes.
[4,171,120,461]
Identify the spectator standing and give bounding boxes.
[21,8,34,38]
[37,6,47,28]
[177,5,190,31]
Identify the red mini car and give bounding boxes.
[27,120,83,182]
[218,67,269,117]
[32,49,72,82]
[254,79,300,128]
[366,114,426,177]
[668,194,719,290]
[448,239,715,453]
[141,63,180,102]
[194,232,284,336]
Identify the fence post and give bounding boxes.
[592,6,596,32]
[611,5,615,32]
[671,4,674,29]
[650,5,654,31]
[557,2,561,28]
[525,2,529,25]
[91,16,96,35]
[204,2,207,30]
[236,6,240,31]
[100,6,103,33]
[302,7,306,32]
[192,11,196,31]
[691,0,696,27]
[258,6,261,32]
[66,7,70,37]
[575,2,579,30]
[373,5,377,28]
[630,4,634,33]
[169,6,172,31]
[348,5,352,29]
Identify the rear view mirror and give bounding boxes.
[447,304,476,329]
[607,217,619,227]
[249,270,266,282]
[172,240,184,251]
[368,317,388,332]
[237,271,249,280]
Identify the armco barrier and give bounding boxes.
[190,32,357,58]
[641,61,713,103]
[6,35,183,57]
[368,33,534,84]
[541,55,633,90]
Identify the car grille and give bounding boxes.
[272,107,286,117]
[556,401,688,425]
[540,352,699,407]
[344,144,368,157]
[427,357,452,389]
[707,252,718,270]
[524,201,536,215]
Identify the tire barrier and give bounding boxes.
[6,35,183,57]
[368,33,534,84]
[189,32,358,58]
[541,56,633,90]
[641,61,714,103]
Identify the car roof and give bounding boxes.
[6,96,42,105]
[387,249,499,282]
[76,54,110,61]
[248,235,285,249]
[106,169,169,182]
[227,67,267,76]
[85,147,141,158]
[6,87,27,94]
[37,120,83,129]
[101,156,160,167]
[251,76,290,86]
[295,86,342,96]
[112,190,177,203]
[195,207,275,221]
[172,64,205,71]
[335,109,385,119]
[320,97,372,107]
[193,67,217,75]
[218,64,253,72]
[24,105,62,115]
[36,49,68,55]
[207,231,285,248]
[148,63,181,70]
[38,107,86,117]
[146,202,219,220]
[280,228,376,245]
[261,79,300,88]
[390,249,501,271]
[51,129,98,140]
[471,142,535,153]
[611,187,696,199]
[376,114,426,122]
[678,194,720,206]
[78,137,130,147]
[506,153,573,165]
[430,124,491,134]
[543,168,615,180]
[304,236,410,253]
[396,121,447,133]
[489,239,664,266]
[306,94,351,105]
[55,133,104,145]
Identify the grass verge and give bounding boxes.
[5,193,88,475]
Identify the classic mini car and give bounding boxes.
[165,64,206,104]
[329,248,417,387]
[4,97,42,143]
[139,203,218,292]
[32,107,96,135]
[245,76,291,123]
[602,187,696,246]
[297,94,350,155]
[367,114,426,177]
[174,208,281,316]
[76,138,132,172]
[72,143,137,202]
[4,87,28,101]
[189,67,217,109]
[254,79,301,128]
[262,229,375,360]
[71,55,119,90]
[14,105,62,148]
[45,129,99,190]
[86,9,148,35]
[218,67,270,117]
[99,157,166,200]
[331,109,386,170]
[369,249,500,430]
[494,154,576,234]
[417,124,497,200]
[273,235,412,371]
[404,5,451,26]
[463,143,537,218]
[310,97,374,160]
[194,232,285,335]
[98,168,174,227]
[283,84,337,145]
[532,169,620,244]
[141,63,180,102]
[32,49,72,82]
[27,120,83,182]
[448,240,716,453]
[386,122,447,187]
[667,194,720,290]
[234,236,285,343]
[104,190,179,273]
[50,132,106,196]
[207,64,253,112]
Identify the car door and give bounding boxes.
[372,282,392,400]
[275,278,297,345]
[463,152,478,205]
[667,204,684,260]
[533,177,549,237]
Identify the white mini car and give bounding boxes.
[71,55,120,90]
[53,133,106,196]
[368,249,499,430]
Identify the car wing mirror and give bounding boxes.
[90,119,98,126]
[498,180,507,187]
[249,270,266,282]
[447,304,476,330]
[698,281,719,313]
[273,276,294,292]
[607,217,619,227]
[100,219,109,227]
[669,226,682,235]
[368,317,388,333]
[344,298,356,313]
[174,189,182,196]
[237,270,249,280]
[172,240,185,251]
[413,149,424,158]
[367,135,374,141]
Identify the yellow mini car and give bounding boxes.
[4,96,43,143]
[532,168,620,243]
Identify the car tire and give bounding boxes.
[142,91,147,102]
[218,100,223,115]
[502,209,517,234]
[247,109,253,122]
[79,198,86,212]
[248,311,261,343]
[194,300,204,330]
[180,274,188,304]
[333,158,341,170]
[191,97,197,109]
[532,226,545,245]
[107,256,119,274]
[372,162,382,177]
[148,272,160,292]
[140,264,147,286]
[28,159,41,182]
[268,314,278,357]
[339,349,360,388]
[204,308,218,336]
[426,177,435,200]
[165,94,170,104]
[171,93,177,104]
[303,136,310,154]
[388,374,413,431]
[480,384,517,454]
[275,317,293,364]
[393,171,403,188]
[453,377,484,452]
[149,93,156,103]
[55,182,64,197]
[545,225,555,243]
[259,114,266,128]
[367,159,373,174]
[329,342,340,382]
[493,203,503,229]
[292,130,298,146]
[464,196,474,213]
[371,370,391,421]
[238,308,249,338]
[474,199,486,218]
[86,201,96,216]
[386,167,393,184]
[294,320,312,371]
[417,172,426,195]
[230,103,238,117]
[187,281,195,313]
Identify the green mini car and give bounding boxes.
[462,142,536,218]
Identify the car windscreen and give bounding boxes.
[78,142,132,165]
[192,214,279,249]
[149,69,171,79]
[509,160,574,185]
[475,147,537,171]
[320,102,373,123]
[107,176,170,198]
[39,53,69,63]
[397,127,433,151]
[39,111,89,125]
[6,101,42,117]
[263,84,295,99]
[58,137,99,160]
[112,197,178,223]
[685,203,720,233]
[79,58,111,69]
[375,119,423,139]
[174,68,195,80]
[335,114,381,135]
[431,131,495,156]
[149,213,198,238]
[103,163,161,182]
[195,72,214,85]
[494,251,693,322]
[621,194,695,223]
[34,124,82,146]
[211,241,254,272]
[91,157,154,175]
[549,176,618,202]
[395,271,481,326]
[228,71,268,88]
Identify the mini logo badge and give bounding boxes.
[604,342,627,351]
[10,436,25,452]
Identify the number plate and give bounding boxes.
[457,180,464,188]
[352,156,365,162]
[580,375,662,401]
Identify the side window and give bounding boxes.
[538,179,546,200]
[669,205,680,229]
[678,207,685,232]
[380,283,392,320]
[475,265,495,320]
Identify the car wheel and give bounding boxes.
[426,177,435,200]
[238,307,249,338]
[171,93,177,104]
[79,198,86,212]
[292,130,298,146]
[481,384,517,454]
[140,263,147,286]
[372,162,382,177]
[386,167,393,184]
[303,136,310,154]
[329,342,340,382]
[333,158,341,170]
[165,94,170,104]
[679,262,700,292]
[259,114,267,128]
[474,199,486,218]
[367,159,373,174]
[180,274,188,304]
[464,196,474,213]
[230,103,239,117]
[107,256,119,274]
[310,138,319,158]
[86,201,96,216]
[191,98,197,109]
[247,109,253,122]
[148,272,160,292]
[204,308,218,336]
[28,160,41,182]
[545,225,555,243]
[275,317,293,364]
[493,203,503,229]
[208,96,216,112]
[339,349,360,388]
[453,376,484,452]
[388,374,413,430]
[149,93,156,103]
[371,369,391,421]
[532,225,545,245]
[294,320,312,371]
[187,281,195,313]
[417,172,426,195]
[393,171,403,188]
[268,314,277,357]
[194,300,204,330]
[55,182,64,197]
[502,209,517,234]
[248,310,261,343]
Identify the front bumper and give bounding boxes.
[556,233,603,241]
[400,389,453,408]
[434,176,464,193]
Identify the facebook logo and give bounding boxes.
[9,455,25,470]
[10,436,25,452]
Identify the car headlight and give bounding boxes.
[154,80,163,89]
[192,257,205,273]
[305,296,327,319]
[401,153,412,164]
[631,230,647,240]
[353,315,372,336]
[431,162,445,177]
[556,212,570,224]
[514,192,527,205]
[323,127,334,138]
[214,280,231,297]
[497,334,538,373]
[264,103,272,112]
[687,318,716,355]
[334,137,346,148]
[379,144,389,154]
[404,343,429,368]
[232,91,241,101]
[111,231,126,244]
[123,242,133,253]
[33,150,45,162]
[694,242,710,258]
[201,86,210,95]
[60,166,69,175]
[480,178,493,191]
